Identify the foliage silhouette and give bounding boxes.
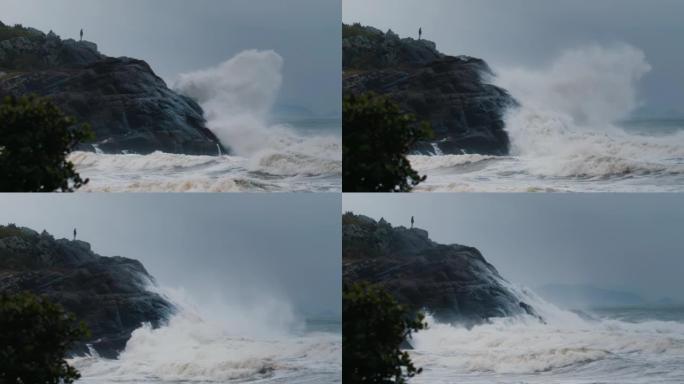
[343,282,427,383]
[343,93,431,192]
[0,292,90,384]
[0,95,93,192]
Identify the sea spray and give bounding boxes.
[498,44,651,129]
[71,286,341,383]
[409,45,684,191]
[68,149,341,192]
[68,50,341,192]
[173,50,341,172]
[174,50,284,156]
[496,44,684,178]
[410,285,684,383]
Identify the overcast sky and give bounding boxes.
[0,194,341,318]
[0,0,341,116]
[344,0,684,117]
[344,194,684,302]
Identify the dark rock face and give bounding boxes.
[0,23,224,155]
[343,213,539,325]
[343,24,516,155]
[0,225,174,358]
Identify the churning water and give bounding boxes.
[410,284,684,383]
[410,44,684,192]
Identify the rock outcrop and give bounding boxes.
[343,213,539,325]
[343,24,515,155]
[0,224,174,358]
[0,22,224,155]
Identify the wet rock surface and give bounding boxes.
[0,224,174,358]
[0,22,223,155]
[343,24,515,155]
[343,213,538,325]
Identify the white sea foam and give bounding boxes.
[411,44,684,192]
[174,50,284,157]
[69,146,340,192]
[71,287,341,383]
[498,45,684,180]
[499,44,651,129]
[409,285,684,383]
[408,154,499,172]
[70,50,341,192]
[173,50,341,172]
[412,315,684,382]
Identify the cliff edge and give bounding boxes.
[0,21,224,155]
[343,23,515,155]
[0,224,174,358]
[343,213,539,325]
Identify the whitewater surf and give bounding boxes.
[409,284,684,383]
[69,287,342,383]
[410,44,684,192]
[71,50,341,192]
[69,124,341,193]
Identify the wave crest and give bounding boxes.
[411,286,684,379]
[495,44,684,180]
[69,150,341,192]
[70,287,341,383]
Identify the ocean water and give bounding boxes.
[410,44,684,192]
[410,119,684,192]
[409,291,684,383]
[70,119,341,192]
[70,288,341,383]
[69,49,341,193]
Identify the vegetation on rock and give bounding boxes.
[0,23,36,42]
[342,23,382,40]
[0,224,25,239]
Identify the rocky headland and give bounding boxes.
[0,224,174,358]
[343,23,515,155]
[0,21,224,155]
[343,213,539,325]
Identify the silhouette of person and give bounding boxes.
[411,216,414,229]
[419,27,422,40]
[80,28,83,42]
[73,228,77,241]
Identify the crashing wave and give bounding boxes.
[409,284,684,382]
[69,148,341,192]
[410,44,684,191]
[70,287,341,383]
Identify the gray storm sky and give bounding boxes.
[0,194,341,317]
[344,194,684,302]
[344,0,684,117]
[0,0,341,116]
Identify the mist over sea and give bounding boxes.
[70,117,341,193]
[69,50,341,193]
[410,44,684,192]
[409,285,684,384]
[71,287,342,383]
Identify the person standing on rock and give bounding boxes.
[418,27,422,40]
[80,28,83,41]
[73,228,77,241]
[411,216,414,229]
